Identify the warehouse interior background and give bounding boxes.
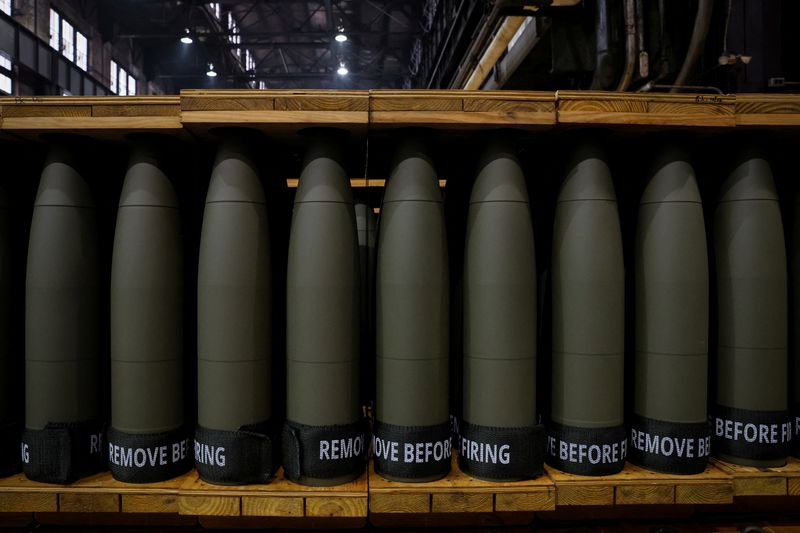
[0,0,798,96]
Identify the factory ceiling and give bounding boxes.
[96,0,424,91]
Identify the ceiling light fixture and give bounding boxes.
[206,63,217,77]
[337,63,348,76]
[180,28,193,44]
[335,26,347,42]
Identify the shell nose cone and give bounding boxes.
[294,139,353,204]
[383,139,440,203]
[119,148,179,208]
[641,145,702,205]
[558,140,616,203]
[207,138,266,204]
[35,145,93,208]
[470,145,528,204]
[718,152,778,203]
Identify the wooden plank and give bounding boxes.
[369,457,555,514]
[92,104,179,117]
[556,91,735,127]
[1,116,182,132]
[711,457,800,497]
[181,96,275,111]
[178,468,367,519]
[178,495,240,516]
[547,461,732,506]
[788,477,800,496]
[180,110,367,126]
[463,98,554,113]
[555,484,614,506]
[615,484,674,505]
[370,110,554,127]
[0,492,58,512]
[305,496,367,517]
[675,482,734,504]
[736,94,800,126]
[370,94,463,112]
[369,493,430,514]
[59,493,120,513]
[495,490,555,512]
[733,476,787,496]
[241,496,304,517]
[121,494,179,514]
[274,95,368,112]
[2,105,92,118]
[431,492,493,513]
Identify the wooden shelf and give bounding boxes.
[177,467,367,520]
[0,466,367,525]
[0,470,188,514]
[710,457,800,497]
[546,461,734,506]
[735,94,800,126]
[1,92,798,143]
[368,456,555,516]
[557,90,736,127]
[370,90,556,129]
[0,96,182,139]
[179,89,369,137]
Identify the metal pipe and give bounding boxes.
[463,16,526,90]
[638,83,723,94]
[671,0,714,93]
[635,0,648,78]
[590,0,615,90]
[426,0,468,88]
[616,0,636,91]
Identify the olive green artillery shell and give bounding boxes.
[198,136,271,431]
[635,145,708,424]
[463,141,536,428]
[0,188,10,424]
[286,138,360,428]
[376,138,449,427]
[111,143,183,434]
[715,154,787,467]
[26,144,99,430]
[551,140,624,430]
[794,192,800,420]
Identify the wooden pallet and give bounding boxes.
[0,470,189,514]
[546,461,734,506]
[735,94,800,126]
[0,96,182,138]
[177,467,367,522]
[180,89,369,136]
[556,91,736,128]
[369,90,556,129]
[710,457,800,497]
[368,456,555,517]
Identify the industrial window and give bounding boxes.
[245,49,254,71]
[61,19,74,61]
[110,61,134,95]
[50,10,89,70]
[76,32,88,70]
[209,2,220,19]
[118,67,127,95]
[0,0,11,16]
[110,59,117,93]
[0,54,11,95]
[49,9,59,49]
[227,12,241,58]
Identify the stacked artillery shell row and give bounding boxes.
[0,99,798,490]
